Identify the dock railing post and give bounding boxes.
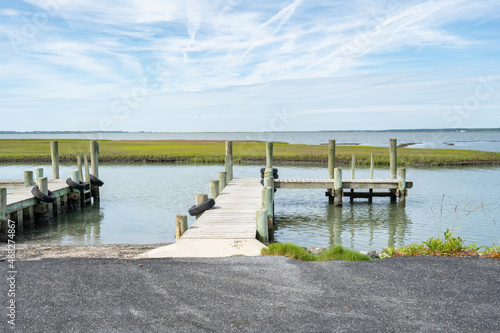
[397,168,407,207]
[50,141,59,180]
[218,171,227,192]
[256,208,269,244]
[24,171,34,187]
[389,138,397,203]
[209,180,219,199]
[225,141,233,183]
[0,188,7,233]
[333,168,343,207]
[195,194,208,220]
[175,214,188,241]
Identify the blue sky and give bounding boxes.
[0,0,499,132]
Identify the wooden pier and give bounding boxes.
[0,141,102,238]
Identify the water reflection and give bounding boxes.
[20,203,104,244]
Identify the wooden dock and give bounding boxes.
[181,178,262,240]
[275,179,414,190]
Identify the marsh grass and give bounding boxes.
[0,139,499,166]
[261,242,372,261]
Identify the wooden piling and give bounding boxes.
[398,167,407,207]
[35,177,52,224]
[0,188,7,233]
[175,214,188,241]
[266,142,273,170]
[389,138,397,179]
[24,171,33,187]
[217,171,227,192]
[328,140,335,179]
[77,155,83,182]
[209,180,219,199]
[70,171,81,210]
[195,194,208,220]
[35,168,43,180]
[90,141,100,201]
[50,141,59,179]
[350,155,355,203]
[333,168,343,206]
[256,208,269,244]
[225,141,233,183]
[83,155,90,182]
[369,154,374,203]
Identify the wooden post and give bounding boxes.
[77,155,83,182]
[0,188,7,233]
[24,170,33,186]
[35,177,52,224]
[83,155,90,182]
[50,141,59,179]
[218,171,227,192]
[333,168,343,206]
[225,141,233,183]
[398,167,407,207]
[195,194,208,220]
[175,214,188,241]
[256,209,269,244]
[350,155,355,203]
[209,180,219,199]
[266,142,273,170]
[35,168,43,180]
[369,154,374,203]
[264,170,274,226]
[90,141,99,178]
[328,140,335,179]
[389,138,397,179]
[70,171,81,210]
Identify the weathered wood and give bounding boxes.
[84,155,90,182]
[5,179,69,214]
[35,177,52,224]
[24,170,33,187]
[77,155,83,182]
[175,214,188,242]
[195,194,208,220]
[350,155,355,203]
[275,179,413,189]
[35,168,43,180]
[0,188,7,233]
[398,167,407,207]
[328,139,335,179]
[389,138,397,179]
[369,154,374,203]
[218,171,227,192]
[50,141,59,179]
[90,141,99,178]
[256,209,269,244]
[333,168,343,206]
[266,142,273,170]
[225,141,233,182]
[209,180,219,199]
[70,171,81,210]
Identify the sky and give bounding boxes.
[0,0,499,132]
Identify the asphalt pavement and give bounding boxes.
[1,256,499,332]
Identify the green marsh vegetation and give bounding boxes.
[1,139,499,166]
[261,243,373,261]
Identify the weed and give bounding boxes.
[261,243,372,261]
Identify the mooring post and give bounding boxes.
[369,154,374,203]
[256,208,269,244]
[24,170,33,187]
[217,171,227,192]
[327,140,336,202]
[90,141,100,201]
[77,155,83,182]
[225,141,233,183]
[175,214,188,242]
[264,170,274,226]
[350,155,355,203]
[83,155,90,183]
[0,188,7,233]
[70,170,81,210]
[398,167,407,207]
[389,138,397,203]
[35,168,43,180]
[333,168,343,206]
[266,142,273,171]
[195,194,208,220]
[50,141,59,180]
[35,177,52,224]
[209,180,219,199]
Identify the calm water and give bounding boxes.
[1,163,498,251]
[1,131,500,152]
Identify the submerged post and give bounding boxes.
[225,141,233,183]
[333,168,343,207]
[256,209,269,244]
[175,214,188,241]
[50,141,59,179]
[209,180,219,199]
[398,167,407,207]
[266,142,273,170]
[217,171,227,192]
[24,170,34,187]
[195,194,208,220]
[389,138,397,179]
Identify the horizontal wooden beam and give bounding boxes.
[274,179,413,190]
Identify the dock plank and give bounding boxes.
[274,179,413,190]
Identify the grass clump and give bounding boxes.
[261,242,372,261]
[380,229,499,258]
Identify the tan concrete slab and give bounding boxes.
[137,239,267,258]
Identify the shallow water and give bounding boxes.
[1,163,499,251]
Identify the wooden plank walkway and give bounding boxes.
[4,179,70,214]
[275,179,413,189]
[181,178,262,240]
